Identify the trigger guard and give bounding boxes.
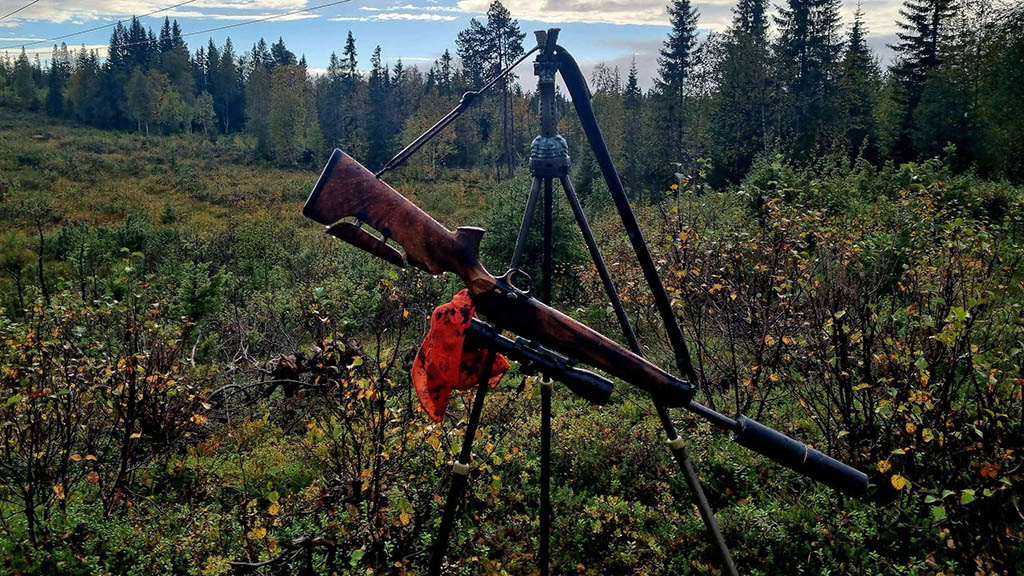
[502,268,533,295]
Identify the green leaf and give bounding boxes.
[931,506,946,521]
[349,549,364,567]
[268,491,279,503]
[3,394,23,409]
[960,489,975,505]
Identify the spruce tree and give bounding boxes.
[213,39,241,133]
[838,7,881,159]
[343,31,358,79]
[710,0,769,182]
[889,0,955,160]
[366,46,394,169]
[621,60,644,199]
[12,49,36,110]
[773,0,844,156]
[655,0,700,172]
[45,44,70,117]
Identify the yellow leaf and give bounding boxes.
[399,510,411,526]
[891,474,909,491]
[268,502,279,516]
[905,422,916,435]
[69,453,82,462]
[86,471,99,484]
[877,460,891,473]
[129,431,142,439]
[53,483,65,500]
[191,413,208,426]
[921,428,934,443]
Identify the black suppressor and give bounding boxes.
[464,319,613,405]
[730,415,868,496]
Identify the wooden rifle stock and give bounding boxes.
[304,149,694,406]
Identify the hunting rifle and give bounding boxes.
[303,148,868,497]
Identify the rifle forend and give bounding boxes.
[304,149,695,407]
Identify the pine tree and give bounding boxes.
[484,1,524,178]
[456,18,489,87]
[654,0,700,178]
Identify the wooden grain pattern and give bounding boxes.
[304,148,694,406]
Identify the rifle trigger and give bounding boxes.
[326,221,407,269]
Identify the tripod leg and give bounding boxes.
[428,350,497,576]
[510,177,543,271]
[539,376,552,576]
[659,408,739,576]
[539,177,554,576]
[559,174,739,575]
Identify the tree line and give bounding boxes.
[1,0,1021,188]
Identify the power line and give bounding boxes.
[0,0,199,51]
[179,0,354,40]
[109,0,356,50]
[0,0,41,23]
[2,0,356,54]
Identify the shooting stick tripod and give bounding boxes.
[380,29,738,575]
[508,29,738,575]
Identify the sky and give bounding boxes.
[0,0,904,90]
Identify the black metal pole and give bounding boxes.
[553,44,739,575]
[510,177,542,271]
[559,174,739,576]
[539,176,555,576]
[428,349,497,576]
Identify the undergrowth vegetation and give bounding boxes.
[1,113,1021,575]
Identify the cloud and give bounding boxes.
[1,43,108,62]
[360,4,464,12]
[455,0,905,35]
[330,11,456,22]
[375,12,457,20]
[456,0,670,26]
[162,9,320,21]
[0,0,314,25]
